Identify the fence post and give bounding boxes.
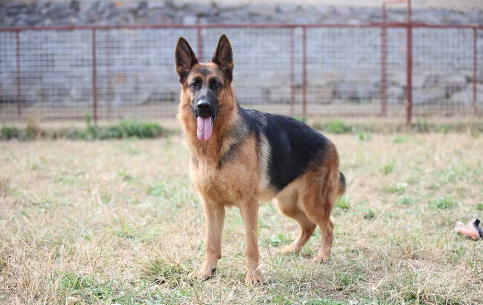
[473,28,478,115]
[405,0,412,124]
[16,30,22,118]
[92,28,98,125]
[380,6,387,116]
[106,29,112,119]
[302,26,307,120]
[290,27,295,117]
[197,26,203,61]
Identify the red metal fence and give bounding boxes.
[0,22,482,123]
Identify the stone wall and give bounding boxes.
[2,1,483,27]
[1,1,482,109]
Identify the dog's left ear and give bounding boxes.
[212,34,234,82]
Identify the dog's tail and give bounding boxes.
[338,171,346,196]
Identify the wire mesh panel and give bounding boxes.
[1,29,93,120]
[95,28,198,119]
[306,27,386,117]
[412,27,476,116]
[384,27,407,116]
[201,27,297,116]
[0,31,19,120]
[0,24,482,122]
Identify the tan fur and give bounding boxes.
[176,39,344,285]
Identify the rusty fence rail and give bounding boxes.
[0,23,482,124]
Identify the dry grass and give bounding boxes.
[1,132,483,304]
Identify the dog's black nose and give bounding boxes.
[197,100,211,110]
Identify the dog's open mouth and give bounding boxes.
[196,116,215,141]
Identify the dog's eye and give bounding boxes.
[189,81,199,89]
[212,82,221,90]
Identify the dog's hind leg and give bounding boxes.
[313,216,334,263]
[299,169,337,263]
[274,188,316,255]
[281,209,316,255]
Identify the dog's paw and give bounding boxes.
[280,245,301,255]
[312,255,330,263]
[191,267,216,281]
[245,273,263,286]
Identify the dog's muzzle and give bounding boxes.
[193,99,217,142]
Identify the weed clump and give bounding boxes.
[336,195,351,211]
[430,197,460,210]
[395,196,415,206]
[323,120,352,134]
[1,120,164,141]
[142,258,191,287]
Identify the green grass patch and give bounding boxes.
[392,134,409,144]
[112,222,138,240]
[336,195,351,211]
[430,197,460,210]
[361,208,376,220]
[265,232,291,247]
[147,180,176,199]
[412,119,429,133]
[322,120,353,134]
[382,162,395,175]
[309,121,483,135]
[1,126,36,141]
[306,299,348,305]
[1,126,20,139]
[115,169,134,182]
[70,120,164,140]
[58,272,117,303]
[141,257,191,287]
[294,116,307,123]
[354,132,372,141]
[383,183,407,194]
[395,196,416,206]
[336,269,366,287]
[1,120,165,141]
[57,272,159,304]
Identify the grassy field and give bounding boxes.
[1,130,483,304]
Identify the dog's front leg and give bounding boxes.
[197,200,225,280]
[239,197,262,285]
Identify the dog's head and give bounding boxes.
[175,34,234,142]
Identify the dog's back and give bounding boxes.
[240,107,339,192]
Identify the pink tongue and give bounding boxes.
[196,117,213,141]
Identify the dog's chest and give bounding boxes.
[190,159,261,204]
[191,161,277,205]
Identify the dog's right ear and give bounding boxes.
[175,37,198,84]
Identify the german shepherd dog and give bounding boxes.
[175,35,345,285]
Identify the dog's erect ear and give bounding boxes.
[175,37,198,84]
[212,34,234,82]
